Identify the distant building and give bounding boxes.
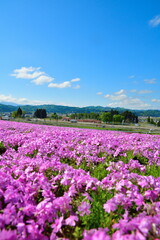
[2,115,11,120]
[62,117,71,121]
[24,113,33,118]
[70,119,77,123]
[78,119,101,123]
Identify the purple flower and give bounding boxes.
[0,229,17,240]
[65,215,79,226]
[83,228,110,240]
[78,201,91,216]
[0,120,160,240]
[137,218,150,236]
[104,200,117,213]
[51,216,64,233]
[144,190,158,201]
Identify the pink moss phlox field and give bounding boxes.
[0,120,160,239]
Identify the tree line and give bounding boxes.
[69,110,138,123]
[11,108,138,123]
[12,108,47,119]
[147,116,160,126]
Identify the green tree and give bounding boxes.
[12,111,18,118]
[113,114,124,123]
[122,110,138,123]
[157,120,160,127]
[51,113,58,119]
[147,116,151,123]
[110,109,119,116]
[17,107,22,117]
[150,118,155,125]
[100,112,112,123]
[70,113,76,119]
[12,107,23,118]
[34,109,47,118]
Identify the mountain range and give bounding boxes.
[0,103,160,117]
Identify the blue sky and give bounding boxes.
[0,0,160,109]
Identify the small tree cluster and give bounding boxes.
[148,117,160,126]
[100,110,138,123]
[121,110,138,123]
[68,110,138,124]
[69,112,100,120]
[12,107,23,118]
[34,109,47,118]
[50,113,58,119]
[100,112,112,123]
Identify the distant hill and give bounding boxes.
[0,103,160,117]
[15,104,112,114]
[0,104,17,113]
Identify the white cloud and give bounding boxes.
[138,90,153,94]
[104,90,126,100]
[149,15,160,27]
[11,66,55,85]
[115,89,126,95]
[104,92,151,109]
[11,67,80,89]
[32,75,54,85]
[152,99,160,103]
[48,78,81,89]
[11,67,44,79]
[97,92,103,95]
[70,78,80,82]
[130,89,153,94]
[0,94,22,104]
[0,93,76,106]
[144,78,156,84]
[104,93,127,101]
[48,81,72,88]
[11,67,81,89]
[0,94,50,105]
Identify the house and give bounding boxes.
[24,113,33,118]
[2,115,11,120]
[70,119,77,123]
[62,117,71,121]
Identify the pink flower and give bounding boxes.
[51,216,64,233]
[83,228,110,240]
[104,200,117,213]
[144,190,158,201]
[0,229,17,240]
[65,215,79,226]
[78,201,91,216]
